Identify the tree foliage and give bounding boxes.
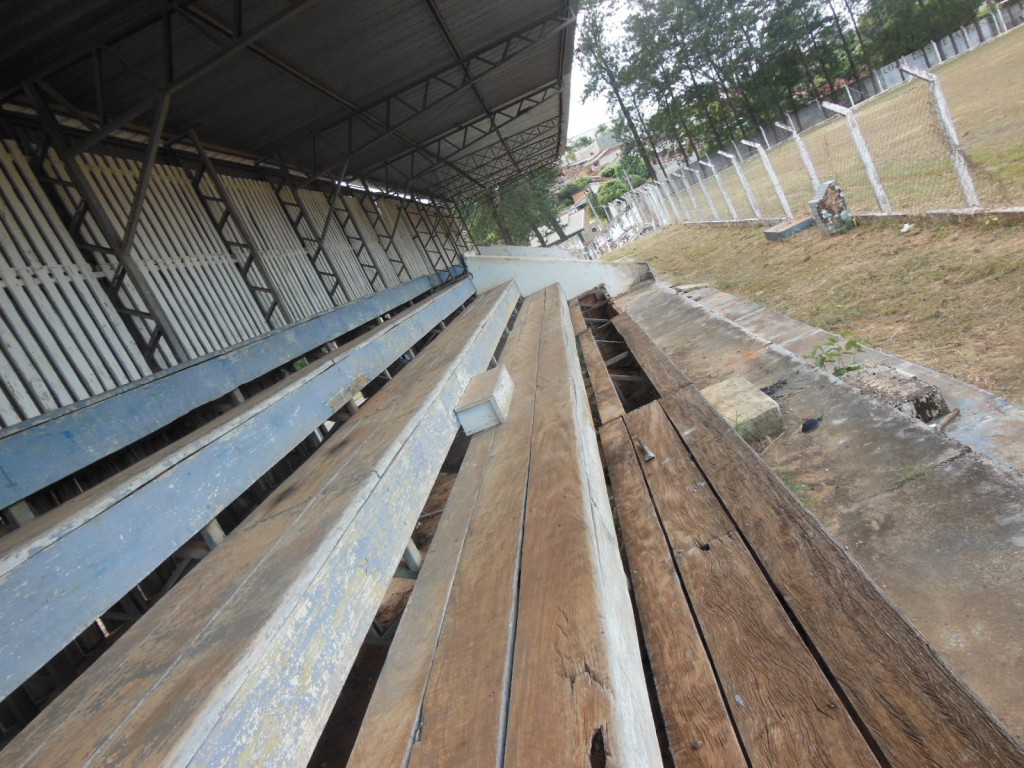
[859,0,980,63]
[597,179,629,206]
[575,0,985,161]
[465,168,566,246]
[556,177,592,206]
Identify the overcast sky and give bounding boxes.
[567,55,615,140]
[565,7,630,141]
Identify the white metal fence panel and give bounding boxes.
[0,142,151,426]
[77,154,272,359]
[220,176,334,320]
[297,188,375,300]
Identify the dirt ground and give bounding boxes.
[611,216,1024,406]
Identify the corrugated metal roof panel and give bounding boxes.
[1,0,578,200]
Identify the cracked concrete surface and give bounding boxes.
[619,281,1024,740]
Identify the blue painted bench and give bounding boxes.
[0,278,472,702]
[0,272,462,510]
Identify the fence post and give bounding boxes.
[719,150,762,219]
[669,175,694,222]
[741,138,793,219]
[685,166,720,220]
[994,3,1007,33]
[699,159,738,220]
[899,64,980,209]
[678,168,704,220]
[821,101,892,214]
[776,117,820,192]
[652,184,672,226]
[659,179,684,224]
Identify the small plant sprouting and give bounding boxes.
[808,332,864,377]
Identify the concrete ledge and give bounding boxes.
[466,250,652,298]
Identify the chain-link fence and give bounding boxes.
[591,23,1024,255]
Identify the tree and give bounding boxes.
[465,168,566,246]
[576,6,658,178]
[597,179,629,206]
[556,177,591,206]
[859,0,979,62]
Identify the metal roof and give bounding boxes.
[0,0,578,201]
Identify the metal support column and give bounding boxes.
[172,131,294,327]
[403,200,450,273]
[428,204,464,270]
[329,192,386,293]
[268,158,352,305]
[24,85,187,368]
[356,184,410,281]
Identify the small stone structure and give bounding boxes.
[809,180,855,235]
[455,363,514,435]
[763,214,815,242]
[700,375,784,443]
[843,364,950,422]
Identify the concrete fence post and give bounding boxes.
[685,166,720,221]
[741,138,793,219]
[669,175,694,223]
[899,64,980,209]
[679,167,704,220]
[698,159,738,220]
[651,185,671,227]
[821,101,892,214]
[776,117,820,192]
[718,150,762,219]
[659,179,684,224]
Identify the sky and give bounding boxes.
[567,56,615,141]
[565,5,636,142]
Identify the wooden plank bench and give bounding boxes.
[0,281,515,767]
[0,272,453,510]
[596,313,1024,767]
[0,278,473,701]
[348,284,660,767]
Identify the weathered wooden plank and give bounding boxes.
[623,401,733,549]
[626,402,879,768]
[599,416,745,768]
[679,530,878,768]
[578,329,625,426]
[0,273,443,509]
[615,314,1024,767]
[568,296,588,336]
[0,280,472,702]
[503,285,660,767]
[2,282,519,768]
[345,421,497,767]
[403,290,546,767]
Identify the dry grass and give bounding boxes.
[613,217,1024,406]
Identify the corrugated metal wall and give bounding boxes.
[78,154,271,357]
[0,142,151,424]
[0,146,459,429]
